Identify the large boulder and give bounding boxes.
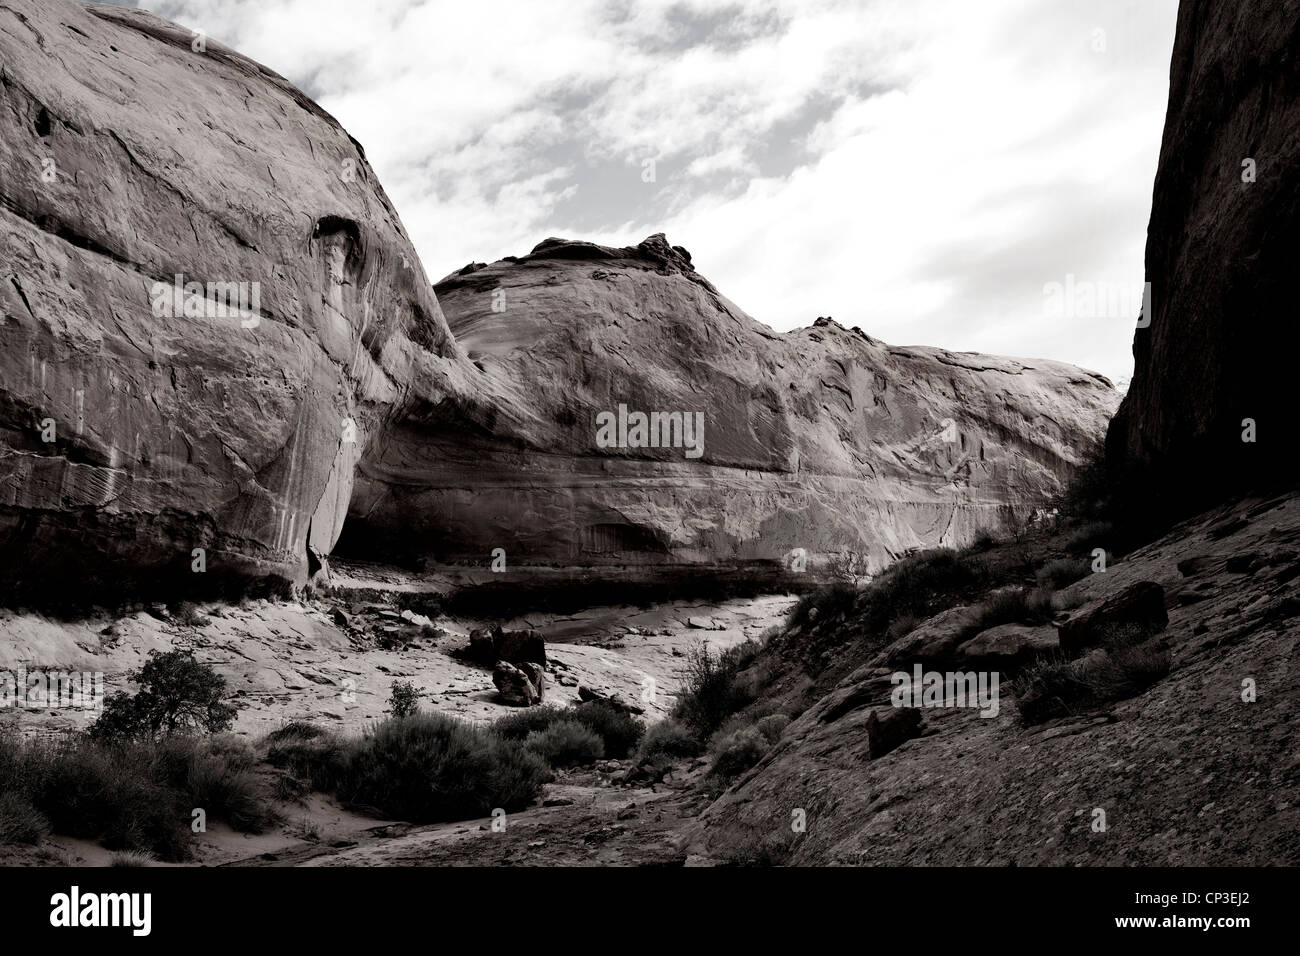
[1107,0,1300,510]
[492,661,544,707]
[0,0,478,602]
[955,623,1058,671]
[874,605,981,668]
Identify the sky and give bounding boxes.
[104,0,1180,384]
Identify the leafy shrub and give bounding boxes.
[389,680,421,719]
[492,705,570,741]
[90,650,236,743]
[968,528,999,552]
[523,720,603,768]
[336,714,547,822]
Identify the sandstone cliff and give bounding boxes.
[1107,0,1300,510]
[0,0,479,601]
[346,235,1117,576]
[1,0,1116,604]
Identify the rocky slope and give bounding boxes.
[347,235,1118,577]
[686,489,1300,865]
[0,0,480,601]
[1107,0,1300,512]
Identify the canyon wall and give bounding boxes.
[347,235,1118,576]
[1,0,1116,602]
[0,0,479,599]
[1107,0,1300,508]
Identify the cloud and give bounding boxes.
[135,0,1178,381]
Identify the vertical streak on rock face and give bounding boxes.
[1108,0,1300,507]
[0,0,475,601]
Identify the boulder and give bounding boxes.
[955,623,1059,671]
[1058,581,1168,656]
[493,661,542,707]
[495,629,547,667]
[577,685,645,715]
[468,628,497,665]
[875,605,981,668]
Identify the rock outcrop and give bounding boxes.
[1107,0,1300,510]
[347,235,1118,577]
[0,0,478,601]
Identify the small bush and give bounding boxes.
[109,850,155,867]
[674,641,762,739]
[1036,557,1090,591]
[968,528,999,552]
[90,650,236,743]
[493,703,645,760]
[263,721,329,745]
[636,718,703,773]
[172,601,212,628]
[389,680,421,719]
[752,713,791,744]
[568,702,644,759]
[708,728,768,784]
[788,583,859,630]
[523,720,603,768]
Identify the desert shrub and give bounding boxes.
[968,528,999,552]
[568,702,645,759]
[172,601,211,628]
[884,613,921,643]
[108,850,155,867]
[708,728,768,785]
[493,702,643,760]
[523,720,603,768]
[752,713,791,744]
[0,732,275,860]
[636,718,703,773]
[787,582,859,630]
[1037,557,1090,591]
[1014,641,1170,725]
[492,705,569,740]
[262,725,350,793]
[0,791,49,845]
[335,714,546,822]
[90,650,236,743]
[1065,521,1114,555]
[389,680,421,719]
[673,641,763,739]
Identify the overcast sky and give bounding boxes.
[110,0,1179,383]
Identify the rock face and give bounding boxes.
[0,0,478,600]
[0,0,1115,601]
[347,234,1118,577]
[1107,0,1300,509]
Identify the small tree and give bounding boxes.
[389,680,420,719]
[90,650,236,742]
